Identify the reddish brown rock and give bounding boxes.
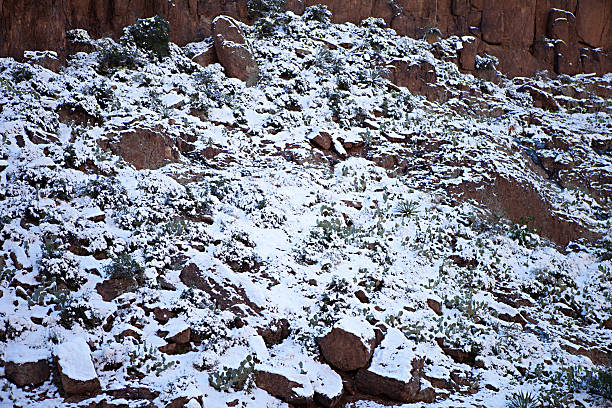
[387,59,443,102]
[427,298,442,316]
[103,128,180,170]
[24,51,61,72]
[180,263,262,315]
[213,15,259,86]
[354,328,426,402]
[318,317,376,372]
[183,37,218,69]
[167,326,191,344]
[518,85,560,112]
[96,278,138,302]
[257,318,291,346]
[5,360,50,388]
[255,369,313,406]
[55,338,101,397]
[311,131,333,150]
[576,0,612,49]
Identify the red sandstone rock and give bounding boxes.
[354,328,426,402]
[5,360,50,388]
[318,317,376,372]
[103,128,180,170]
[55,338,101,397]
[1,0,610,77]
[213,15,259,85]
[255,369,313,406]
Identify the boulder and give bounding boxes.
[354,328,424,402]
[255,368,313,406]
[4,345,50,388]
[257,318,291,346]
[23,50,60,73]
[165,318,191,344]
[318,316,376,372]
[180,263,262,316]
[55,338,101,397]
[184,39,218,68]
[518,85,559,112]
[427,297,442,316]
[95,278,138,301]
[212,15,259,86]
[256,358,343,408]
[310,131,333,150]
[102,127,180,170]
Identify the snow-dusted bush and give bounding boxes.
[123,15,170,61]
[104,253,145,282]
[475,53,499,71]
[247,0,285,18]
[38,237,86,291]
[303,4,331,24]
[97,43,139,72]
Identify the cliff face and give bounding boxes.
[1,0,611,76]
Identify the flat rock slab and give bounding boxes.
[55,337,101,397]
[355,328,423,402]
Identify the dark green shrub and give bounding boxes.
[105,253,145,282]
[124,15,170,60]
[247,0,286,18]
[585,369,612,400]
[97,43,138,72]
[209,355,255,392]
[12,65,34,83]
[58,297,100,329]
[303,4,331,24]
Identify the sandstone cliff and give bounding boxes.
[1,0,611,76]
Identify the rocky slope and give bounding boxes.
[1,0,612,76]
[0,8,611,408]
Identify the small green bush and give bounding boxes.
[585,369,612,400]
[247,0,286,18]
[97,43,138,72]
[124,15,170,60]
[104,253,145,281]
[209,355,255,392]
[303,5,331,24]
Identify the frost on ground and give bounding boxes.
[0,8,611,408]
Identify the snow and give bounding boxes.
[55,338,98,381]
[0,8,610,408]
[335,316,376,343]
[368,328,417,382]
[4,344,49,364]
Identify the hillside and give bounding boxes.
[0,7,611,408]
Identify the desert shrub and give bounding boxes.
[38,237,86,291]
[254,16,277,38]
[104,253,145,281]
[247,0,286,18]
[124,15,170,60]
[476,54,499,71]
[584,369,612,400]
[303,4,331,24]
[11,65,34,83]
[209,355,255,392]
[97,43,138,72]
[58,296,101,329]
